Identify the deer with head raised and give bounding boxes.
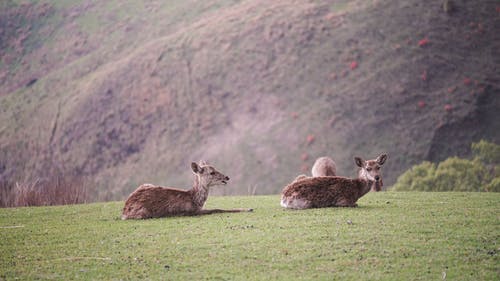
[122,161,252,219]
[280,154,387,209]
[311,156,337,177]
[291,156,337,183]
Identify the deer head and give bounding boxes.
[354,154,387,191]
[191,161,230,188]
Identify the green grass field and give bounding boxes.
[1,192,499,280]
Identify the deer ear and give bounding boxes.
[354,157,364,167]
[198,160,208,166]
[376,154,387,165]
[191,162,202,174]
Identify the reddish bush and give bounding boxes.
[421,70,427,81]
[306,134,315,145]
[418,101,426,108]
[350,61,358,70]
[418,38,429,47]
[463,77,471,85]
[444,104,453,112]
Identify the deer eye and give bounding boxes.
[366,167,372,171]
[210,172,216,175]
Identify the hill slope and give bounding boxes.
[0,0,499,198]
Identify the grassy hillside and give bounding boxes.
[0,193,499,280]
[0,0,499,199]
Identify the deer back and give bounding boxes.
[282,176,365,208]
[122,184,196,219]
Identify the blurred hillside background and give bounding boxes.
[0,0,499,202]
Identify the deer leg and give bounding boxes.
[196,208,253,215]
[337,199,357,208]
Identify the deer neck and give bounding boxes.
[358,169,375,195]
[190,175,210,209]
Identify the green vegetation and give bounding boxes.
[1,193,498,280]
[393,141,499,192]
[472,140,500,167]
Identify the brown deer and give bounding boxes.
[311,156,337,177]
[291,156,337,184]
[122,161,252,219]
[280,154,387,209]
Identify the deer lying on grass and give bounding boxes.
[281,154,387,209]
[311,156,337,177]
[122,161,252,219]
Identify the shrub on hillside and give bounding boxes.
[472,140,500,165]
[432,157,490,192]
[391,161,436,191]
[392,140,498,192]
[484,177,500,192]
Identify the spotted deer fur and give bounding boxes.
[281,154,387,209]
[122,161,252,219]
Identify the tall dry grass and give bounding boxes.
[0,174,94,208]
[0,137,98,208]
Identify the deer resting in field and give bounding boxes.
[311,156,337,177]
[280,154,387,209]
[122,161,252,219]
